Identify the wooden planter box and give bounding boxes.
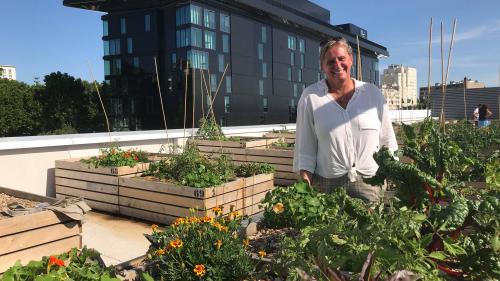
[263,132,296,145]
[55,158,150,214]
[189,138,279,149]
[118,173,274,225]
[0,187,82,273]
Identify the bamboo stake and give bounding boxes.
[87,61,111,143]
[191,68,196,138]
[440,19,457,128]
[356,35,362,81]
[209,64,229,110]
[463,77,467,120]
[439,22,445,126]
[153,56,169,140]
[183,60,189,138]
[426,18,433,117]
[200,68,204,117]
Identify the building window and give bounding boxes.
[293,83,298,97]
[103,20,108,36]
[263,97,268,112]
[300,53,305,68]
[287,67,292,81]
[224,96,230,113]
[127,38,133,54]
[172,53,176,64]
[226,75,232,93]
[103,40,110,56]
[109,39,120,55]
[261,26,267,43]
[104,60,110,76]
[204,9,215,29]
[287,35,296,50]
[110,98,123,115]
[187,50,209,69]
[120,18,126,34]
[222,34,229,53]
[191,27,202,47]
[211,74,217,92]
[111,59,121,75]
[218,54,225,72]
[204,31,216,50]
[176,29,189,47]
[258,43,263,60]
[262,62,267,78]
[290,52,295,66]
[259,80,264,96]
[190,5,202,25]
[145,14,151,31]
[290,98,296,108]
[176,6,188,26]
[299,39,305,53]
[220,116,226,126]
[133,57,140,74]
[220,14,230,33]
[298,69,302,82]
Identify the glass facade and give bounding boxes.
[218,54,225,72]
[191,5,202,25]
[204,31,216,50]
[211,74,217,92]
[261,26,267,43]
[145,14,151,31]
[224,96,230,113]
[287,35,296,50]
[220,14,230,33]
[290,52,294,66]
[262,62,267,78]
[103,20,108,36]
[222,34,229,53]
[120,18,126,34]
[191,28,202,47]
[287,67,292,81]
[107,39,120,55]
[204,9,215,29]
[127,38,133,54]
[263,97,268,112]
[226,76,232,93]
[187,50,209,69]
[258,43,263,60]
[299,39,305,53]
[259,80,264,96]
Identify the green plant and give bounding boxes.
[81,143,149,168]
[485,152,500,191]
[235,162,274,177]
[196,117,226,140]
[144,209,255,280]
[1,247,119,281]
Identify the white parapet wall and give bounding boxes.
[0,124,295,197]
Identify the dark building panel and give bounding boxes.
[430,88,499,120]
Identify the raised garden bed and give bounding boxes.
[55,158,150,214]
[263,132,296,145]
[118,173,274,224]
[189,137,279,149]
[0,186,82,273]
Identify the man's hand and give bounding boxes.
[299,170,313,186]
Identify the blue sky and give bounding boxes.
[2,0,500,88]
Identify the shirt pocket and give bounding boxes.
[358,114,380,130]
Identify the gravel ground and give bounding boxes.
[247,227,299,259]
[0,192,39,220]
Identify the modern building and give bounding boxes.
[419,78,486,100]
[0,65,16,80]
[381,64,417,110]
[64,0,389,131]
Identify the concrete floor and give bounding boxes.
[82,211,153,266]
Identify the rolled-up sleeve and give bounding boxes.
[379,102,398,154]
[293,94,318,173]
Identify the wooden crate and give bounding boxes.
[55,158,150,214]
[0,187,82,273]
[189,138,279,149]
[118,173,274,224]
[198,145,298,186]
[263,132,296,145]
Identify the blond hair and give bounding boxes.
[319,37,353,66]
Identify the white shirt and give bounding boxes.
[293,79,398,181]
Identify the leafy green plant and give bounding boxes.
[196,117,226,140]
[235,162,274,177]
[81,143,149,168]
[1,247,119,281]
[144,209,255,280]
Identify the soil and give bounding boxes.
[247,227,299,259]
[0,192,39,220]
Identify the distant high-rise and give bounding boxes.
[0,65,16,81]
[381,64,417,110]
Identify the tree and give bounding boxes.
[0,79,41,136]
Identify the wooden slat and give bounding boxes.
[55,177,118,195]
[204,180,274,208]
[55,185,118,204]
[0,210,70,237]
[246,147,294,158]
[0,236,81,273]
[119,206,178,225]
[119,187,206,209]
[55,159,149,176]
[55,195,119,214]
[119,197,204,218]
[55,169,118,185]
[119,177,212,199]
[275,171,299,180]
[0,221,80,255]
[275,178,297,186]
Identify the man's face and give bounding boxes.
[322,46,353,83]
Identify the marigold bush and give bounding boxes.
[81,144,149,168]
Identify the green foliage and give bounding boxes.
[146,144,236,188]
[234,162,274,177]
[270,138,292,148]
[80,144,149,168]
[485,152,500,191]
[1,247,119,281]
[196,117,226,140]
[0,79,41,137]
[144,210,254,281]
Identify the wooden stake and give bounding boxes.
[87,61,111,143]
[153,56,169,140]
[426,18,433,117]
[183,60,189,138]
[356,35,362,81]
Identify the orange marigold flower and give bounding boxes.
[201,216,214,223]
[133,155,139,161]
[258,250,266,258]
[193,264,206,277]
[272,203,285,214]
[211,206,223,216]
[173,218,186,226]
[214,239,223,249]
[151,224,159,231]
[243,239,249,248]
[48,256,65,267]
[155,248,165,256]
[188,217,199,223]
[170,239,183,248]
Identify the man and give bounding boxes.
[473,104,481,127]
[293,38,397,202]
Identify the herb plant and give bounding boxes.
[81,144,149,168]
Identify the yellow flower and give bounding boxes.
[188,217,199,223]
[231,211,241,219]
[272,203,285,214]
[211,206,223,216]
[173,218,186,226]
[170,239,183,248]
[155,248,165,256]
[201,216,214,223]
[214,239,223,249]
[151,224,159,231]
[193,264,206,277]
[243,239,249,248]
[258,250,266,258]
